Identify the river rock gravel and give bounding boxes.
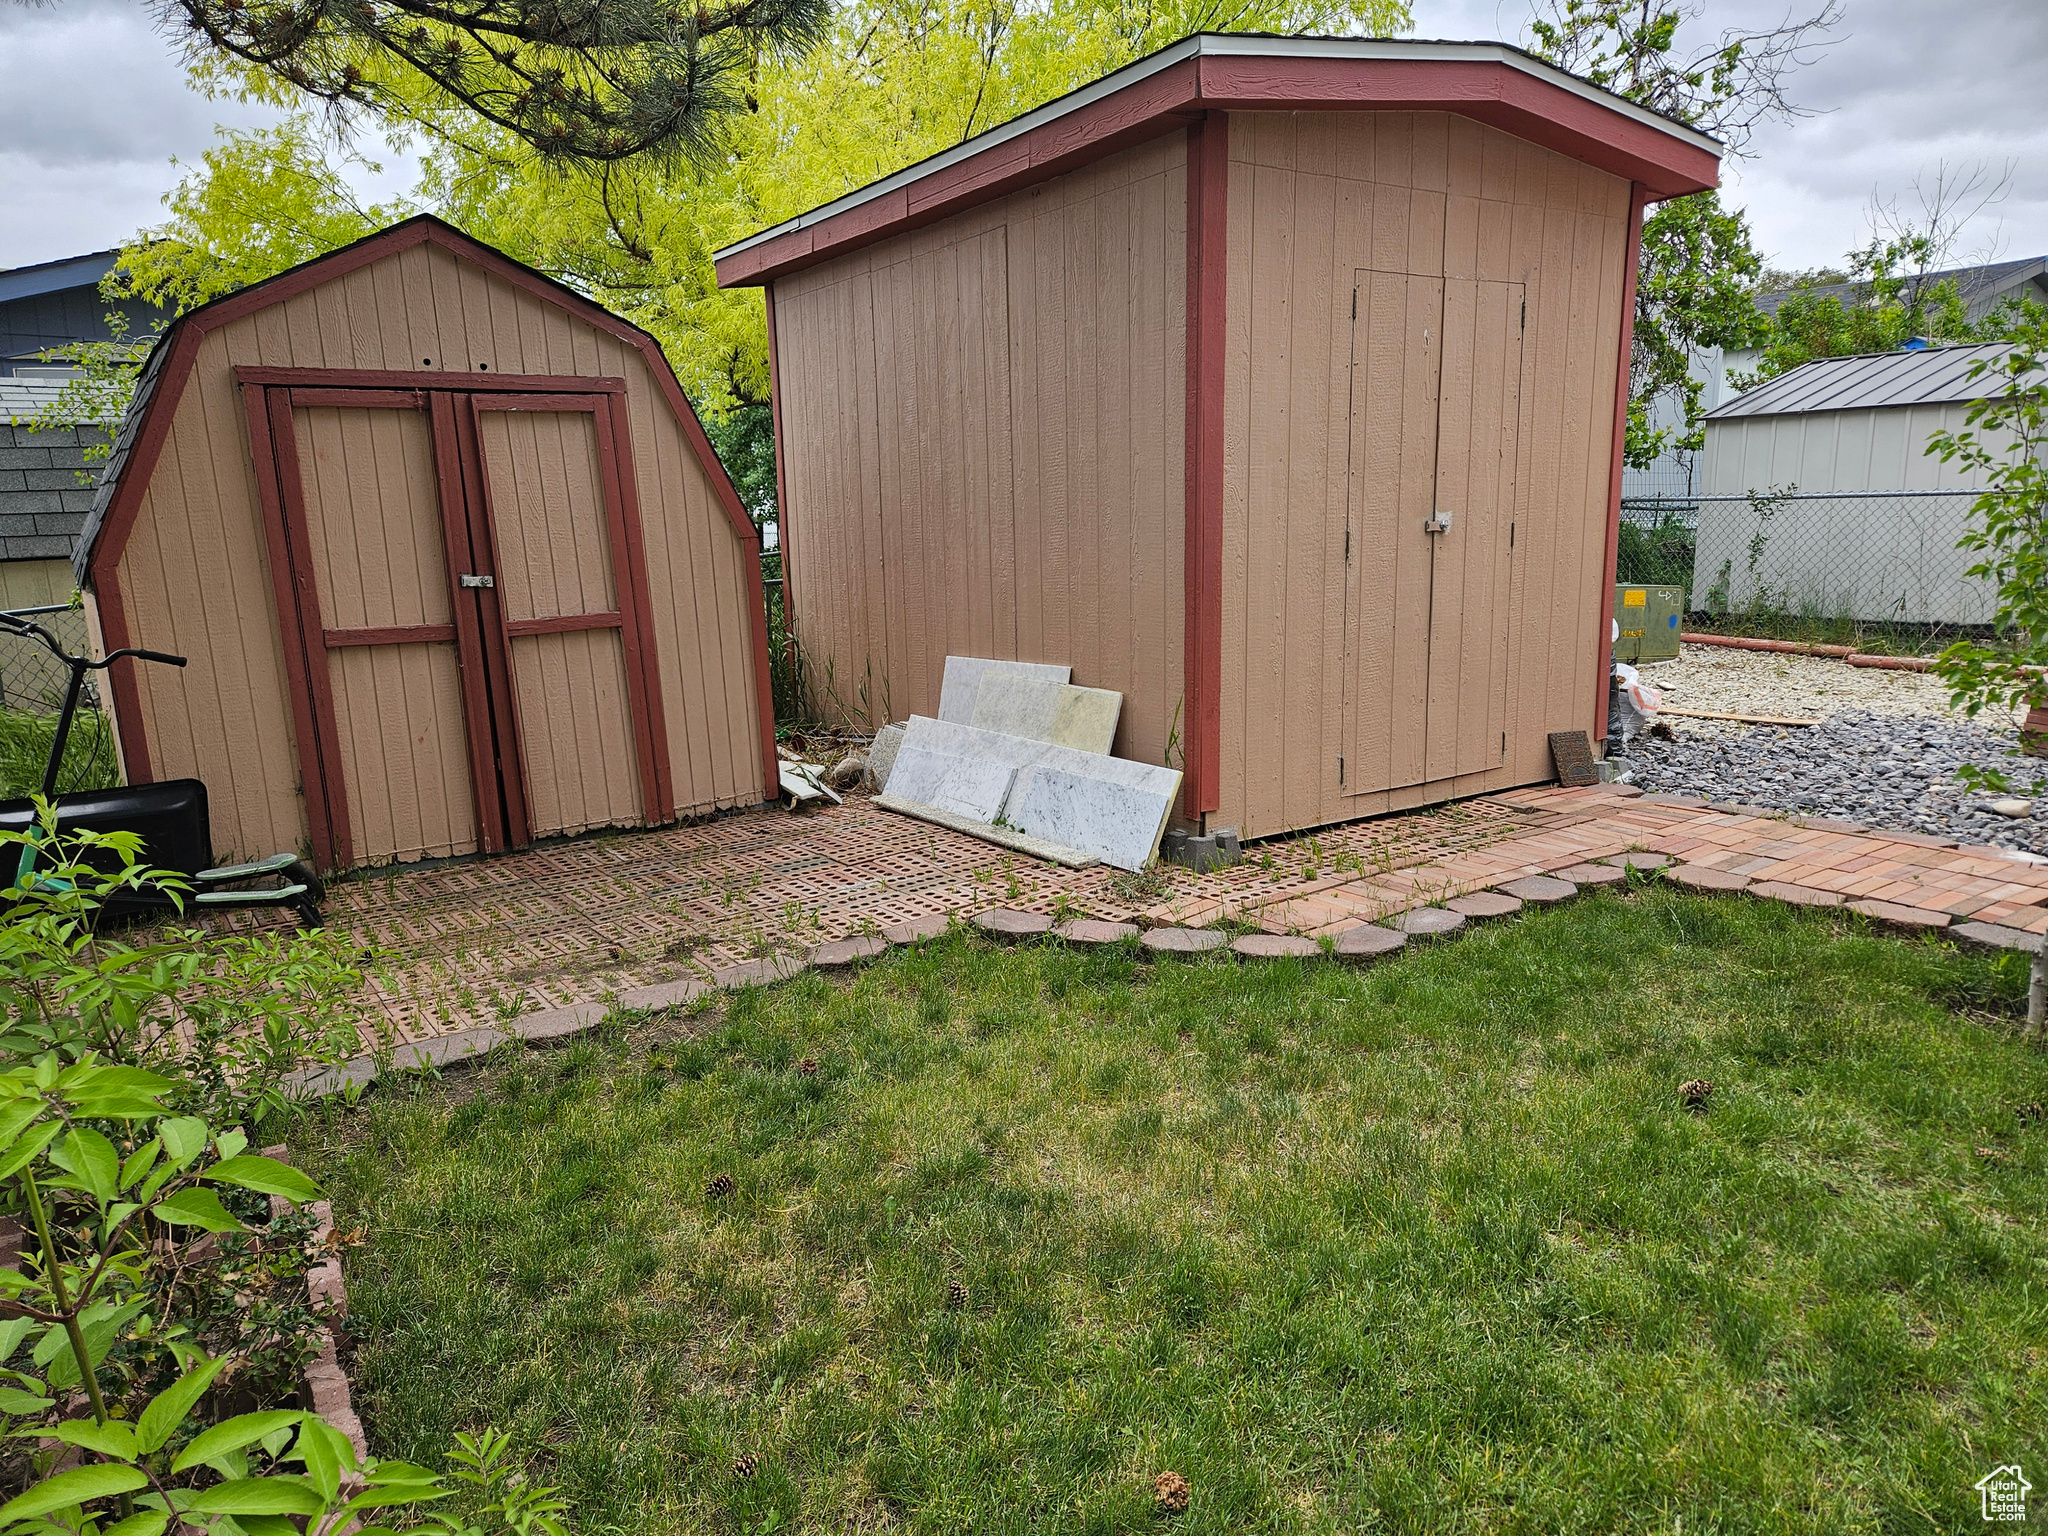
[1615,711,2047,857]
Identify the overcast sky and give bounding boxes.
[1,0,2043,276]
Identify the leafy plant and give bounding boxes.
[0,811,366,1131]
[1925,325,2048,791]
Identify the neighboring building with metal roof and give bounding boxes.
[1620,255,2048,506]
[1691,343,2026,627]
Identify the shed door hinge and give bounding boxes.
[1338,754,1345,785]
[1344,527,1351,561]
[1509,521,1515,548]
[1351,288,1357,321]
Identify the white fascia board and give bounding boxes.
[714,34,1719,263]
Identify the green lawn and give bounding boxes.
[299,885,2048,1534]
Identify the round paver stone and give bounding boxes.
[1552,861,1627,888]
[1230,932,1322,960]
[1447,890,1523,921]
[810,934,887,969]
[1497,875,1577,905]
[1603,851,1670,871]
[880,914,949,945]
[1141,926,1229,956]
[1395,907,1467,939]
[1665,864,1751,893]
[1332,924,1406,963]
[1054,918,1140,945]
[974,908,1053,942]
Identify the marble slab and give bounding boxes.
[969,676,1122,755]
[882,744,1015,822]
[1005,760,1179,872]
[884,715,1181,871]
[937,657,1070,725]
[866,721,906,792]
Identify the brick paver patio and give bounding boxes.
[271,783,2046,1050]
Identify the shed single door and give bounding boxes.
[1341,271,1524,796]
[248,376,672,871]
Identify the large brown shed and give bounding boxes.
[77,216,776,872]
[716,35,1719,840]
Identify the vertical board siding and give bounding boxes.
[110,243,765,868]
[1225,110,1629,837]
[775,134,1187,769]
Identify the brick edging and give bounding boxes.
[265,1147,366,1460]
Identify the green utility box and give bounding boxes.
[1613,583,1684,663]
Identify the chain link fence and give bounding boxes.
[1617,489,1992,653]
[0,604,93,713]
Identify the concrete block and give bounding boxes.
[937,656,1069,725]
[866,721,906,791]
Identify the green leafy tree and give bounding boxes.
[1528,0,1839,468]
[1923,325,2048,1034]
[117,0,1410,512]
[1627,190,1771,467]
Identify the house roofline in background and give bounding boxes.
[0,251,122,306]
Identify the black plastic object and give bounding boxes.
[0,778,214,876]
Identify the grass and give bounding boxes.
[298,887,2048,1534]
[0,702,119,800]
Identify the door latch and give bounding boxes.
[1424,510,1454,534]
[459,573,496,589]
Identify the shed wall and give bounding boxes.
[111,240,766,865]
[772,133,1188,771]
[1696,402,1999,624]
[1222,110,1631,836]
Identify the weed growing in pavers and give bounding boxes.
[298,893,2048,1533]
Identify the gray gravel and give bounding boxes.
[1615,710,2048,856]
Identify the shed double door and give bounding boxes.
[1342,270,1525,796]
[248,380,669,870]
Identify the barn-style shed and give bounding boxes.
[78,216,775,872]
[717,34,1719,840]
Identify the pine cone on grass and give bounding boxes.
[1678,1079,1713,1112]
[946,1278,969,1310]
[706,1172,736,1201]
[797,1058,820,1076]
[733,1452,759,1481]
[1153,1471,1190,1515]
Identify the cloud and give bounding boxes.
[1413,0,2047,271]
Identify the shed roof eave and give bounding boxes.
[713,33,1721,288]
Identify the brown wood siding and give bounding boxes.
[773,134,1187,769]
[109,241,765,867]
[1223,111,1629,837]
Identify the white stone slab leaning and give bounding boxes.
[937,657,1071,725]
[884,715,1181,872]
[865,721,907,792]
[969,676,1123,755]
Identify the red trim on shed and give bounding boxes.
[1593,183,1651,750]
[1182,113,1228,822]
[716,48,1717,289]
[764,286,794,672]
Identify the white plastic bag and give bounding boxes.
[1608,661,1662,744]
